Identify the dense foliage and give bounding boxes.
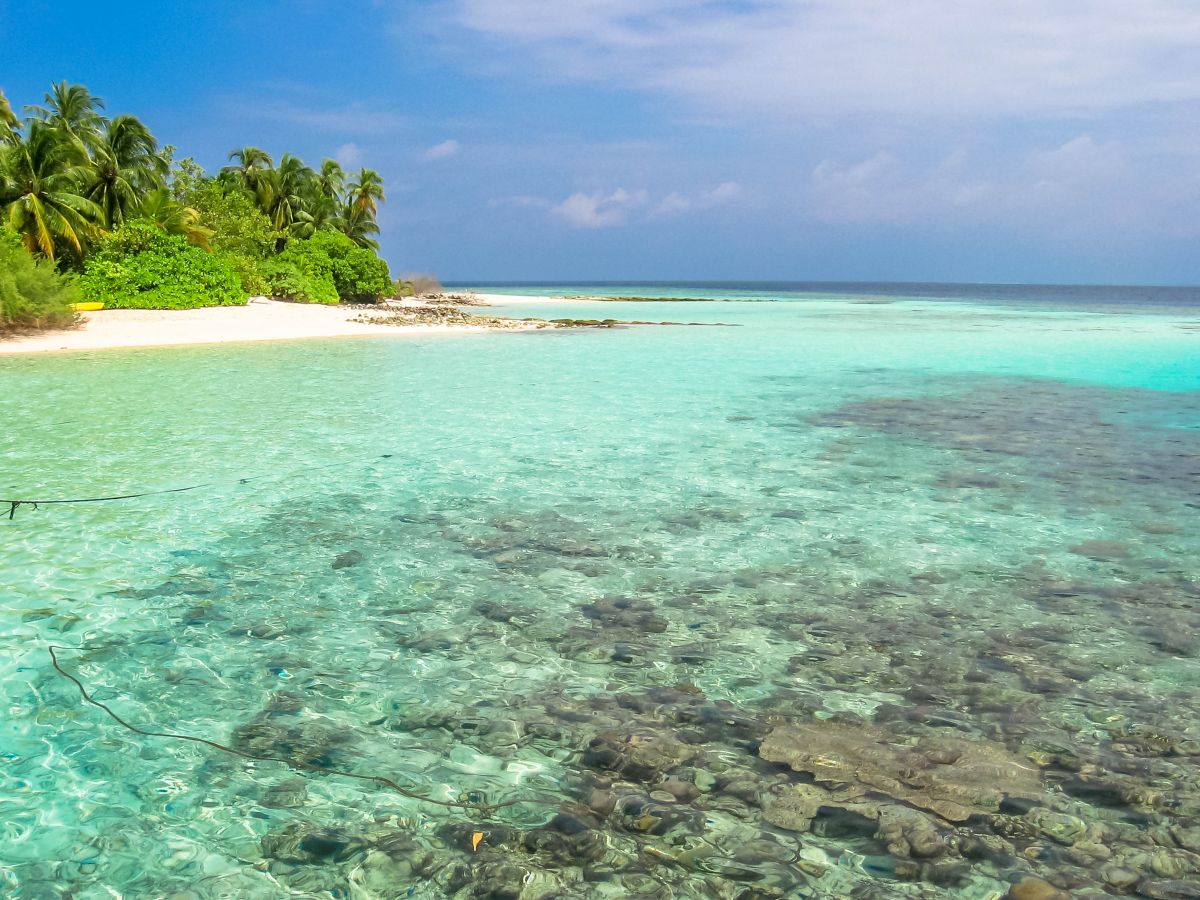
[324,233,393,302]
[263,232,393,304]
[0,226,79,333]
[174,172,275,294]
[79,222,244,310]
[0,81,395,323]
[261,256,337,305]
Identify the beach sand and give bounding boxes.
[0,298,493,355]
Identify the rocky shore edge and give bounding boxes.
[350,297,737,330]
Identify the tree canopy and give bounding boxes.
[0,81,392,300]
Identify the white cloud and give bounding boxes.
[705,181,741,203]
[499,182,741,228]
[443,0,1200,119]
[423,138,461,161]
[651,181,742,216]
[654,192,692,217]
[1026,135,1123,186]
[805,135,1189,238]
[553,188,648,228]
[335,142,363,168]
[813,153,899,193]
[810,149,1012,225]
[811,152,911,222]
[377,1,1200,259]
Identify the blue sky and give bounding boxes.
[3,0,1199,284]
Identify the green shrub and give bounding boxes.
[0,228,80,334]
[178,177,275,259]
[226,255,269,296]
[268,231,392,304]
[260,257,337,305]
[175,175,275,294]
[313,231,393,302]
[271,238,339,304]
[79,221,246,309]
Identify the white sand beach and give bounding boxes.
[0,298,492,355]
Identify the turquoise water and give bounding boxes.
[2,287,1199,898]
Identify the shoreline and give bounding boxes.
[0,297,538,357]
[0,293,706,357]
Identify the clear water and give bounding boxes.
[2,285,1199,898]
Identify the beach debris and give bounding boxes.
[350,304,530,329]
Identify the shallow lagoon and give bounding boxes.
[2,287,1199,898]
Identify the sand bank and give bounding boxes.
[474,293,606,308]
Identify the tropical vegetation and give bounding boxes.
[266,231,393,305]
[79,222,244,310]
[0,226,79,334]
[0,81,393,322]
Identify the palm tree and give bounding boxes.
[306,159,345,230]
[222,146,273,197]
[85,114,167,228]
[337,201,380,250]
[0,89,17,142]
[317,159,345,204]
[26,81,105,149]
[261,154,316,246]
[347,168,385,218]
[0,122,102,261]
[139,188,212,248]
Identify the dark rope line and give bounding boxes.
[4,454,395,520]
[7,486,212,520]
[49,644,536,816]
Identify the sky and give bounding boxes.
[2,0,1199,284]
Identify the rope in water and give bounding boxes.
[49,644,533,816]
[25,450,549,815]
[4,455,394,520]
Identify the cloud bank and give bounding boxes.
[445,0,1200,119]
[553,188,648,229]
[378,1,1200,279]
[491,182,744,229]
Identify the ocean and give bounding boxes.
[2,282,1198,897]
[453,279,1200,314]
